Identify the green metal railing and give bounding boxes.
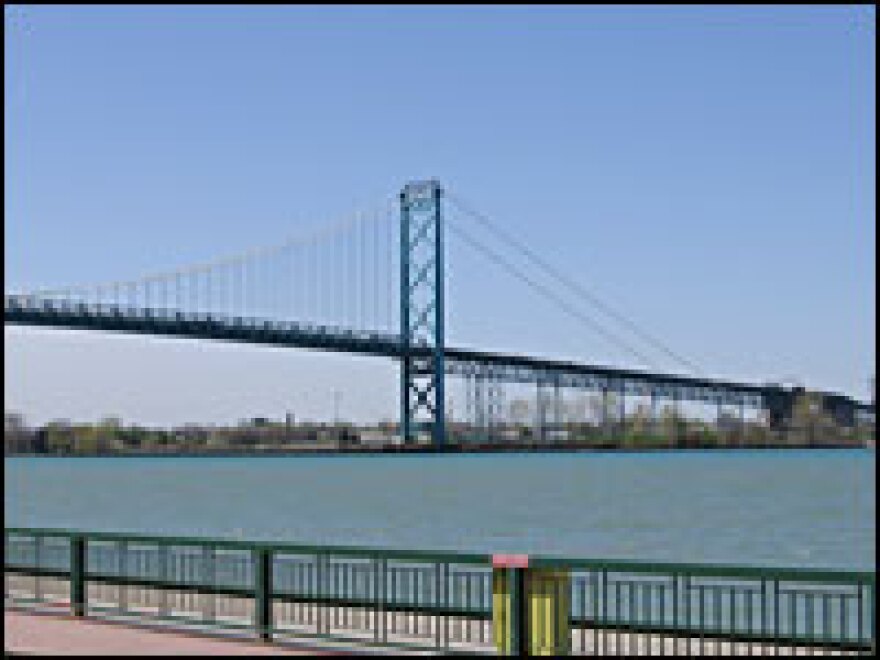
[5,528,494,654]
[5,527,875,655]
[531,556,875,655]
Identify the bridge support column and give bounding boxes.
[552,376,562,444]
[672,391,681,447]
[601,384,609,442]
[399,181,446,447]
[650,390,658,443]
[536,379,548,445]
[476,367,486,443]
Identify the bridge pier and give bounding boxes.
[552,375,562,444]
[649,391,658,443]
[601,384,609,443]
[476,367,486,443]
[399,181,446,447]
[672,391,681,447]
[536,379,547,446]
[487,367,504,444]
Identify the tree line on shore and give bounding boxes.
[4,391,873,455]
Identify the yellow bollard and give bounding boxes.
[527,567,571,655]
[492,567,513,653]
[492,555,570,656]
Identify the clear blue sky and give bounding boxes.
[4,5,875,425]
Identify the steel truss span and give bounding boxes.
[4,294,874,426]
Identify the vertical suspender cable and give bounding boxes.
[374,208,379,331]
[362,210,367,332]
[309,234,315,324]
[342,221,348,329]
[246,254,252,319]
[387,203,393,333]
[234,260,240,319]
[342,224,348,329]
[352,213,357,329]
[355,212,361,330]
[271,247,277,321]
[336,224,341,327]
[189,271,194,315]
[314,233,320,325]
[292,241,297,323]
[300,239,306,324]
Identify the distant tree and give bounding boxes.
[790,391,838,446]
[658,404,680,445]
[95,417,124,453]
[625,402,655,446]
[70,425,99,454]
[43,421,73,454]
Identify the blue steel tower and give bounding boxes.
[399,180,446,447]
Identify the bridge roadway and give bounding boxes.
[4,296,874,417]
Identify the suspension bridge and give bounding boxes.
[4,180,874,447]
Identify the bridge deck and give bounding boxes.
[5,296,874,415]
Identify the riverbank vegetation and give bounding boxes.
[5,392,873,455]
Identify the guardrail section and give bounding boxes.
[5,528,494,654]
[538,558,875,656]
[5,528,875,656]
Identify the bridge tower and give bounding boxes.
[399,180,446,447]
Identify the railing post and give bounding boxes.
[254,546,273,642]
[70,534,87,617]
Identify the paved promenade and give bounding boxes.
[4,610,336,656]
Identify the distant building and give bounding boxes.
[358,430,389,447]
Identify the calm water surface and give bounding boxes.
[5,449,875,570]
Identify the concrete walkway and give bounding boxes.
[4,610,338,655]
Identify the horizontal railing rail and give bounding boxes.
[531,554,876,585]
[5,527,875,655]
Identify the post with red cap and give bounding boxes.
[492,554,529,655]
[492,553,572,655]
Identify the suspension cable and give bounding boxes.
[447,218,661,370]
[447,191,702,376]
[20,197,393,302]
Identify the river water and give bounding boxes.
[4,449,875,570]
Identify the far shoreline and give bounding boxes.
[4,442,874,459]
